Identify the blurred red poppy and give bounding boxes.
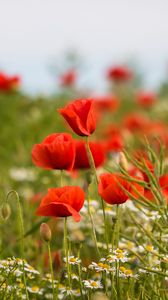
[134,151,154,183]
[159,175,168,191]
[0,72,20,91]
[93,95,120,112]
[103,124,121,137]
[74,140,106,169]
[136,91,157,108]
[107,65,133,82]
[32,133,75,170]
[145,174,168,204]
[98,173,144,205]
[36,186,85,222]
[58,99,96,136]
[128,167,144,181]
[44,250,62,271]
[59,70,76,87]
[123,113,149,132]
[104,135,123,152]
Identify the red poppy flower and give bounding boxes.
[159,175,168,191]
[58,99,96,136]
[134,151,154,183]
[93,95,120,112]
[123,113,149,132]
[36,186,85,222]
[74,140,105,169]
[104,135,123,152]
[59,70,76,87]
[104,124,121,137]
[136,91,157,108]
[128,167,144,181]
[98,173,144,205]
[144,174,168,204]
[9,75,20,89]
[0,72,21,91]
[145,121,167,137]
[32,133,75,170]
[44,250,62,271]
[144,188,168,204]
[107,65,133,82]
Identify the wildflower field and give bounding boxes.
[0,67,168,300]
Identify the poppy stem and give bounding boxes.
[116,204,120,248]
[64,217,73,295]
[60,170,63,187]
[77,245,84,300]
[87,196,100,259]
[86,137,109,252]
[47,242,56,300]
[5,190,29,300]
[111,217,117,252]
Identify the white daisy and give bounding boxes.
[83,280,103,290]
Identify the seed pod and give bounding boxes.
[1,203,11,221]
[40,223,51,242]
[119,152,128,171]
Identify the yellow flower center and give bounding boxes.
[116,249,123,254]
[28,265,34,270]
[124,269,132,275]
[146,245,153,251]
[91,281,98,287]
[119,266,126,272]
[126,242,134,249]
[98,263,109,269]
[116,254,124,259]
[32,286,39,292]
[69,257,77,263]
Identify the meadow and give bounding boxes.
[0,67,168,299]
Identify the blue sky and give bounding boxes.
[0,0,168,94]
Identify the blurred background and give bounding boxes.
[0,0,168,94]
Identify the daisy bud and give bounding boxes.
[119,152,128,171]
[40,223,51,242]
[1,203,11,221]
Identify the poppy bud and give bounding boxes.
[85,171,94,186]
[119,152,128,171]
[1,203,11,220]
[40,223,51,242]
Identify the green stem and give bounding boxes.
[87,196,100,258]
[60,170,63,187]
[47,242,56,300]
[85,137,109,251]
[6,190,29,300]
[129,211,167,253]
[64,217,73,298]
[77,246,84,300]
[116,204,120,248]
[111,218,117,252]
